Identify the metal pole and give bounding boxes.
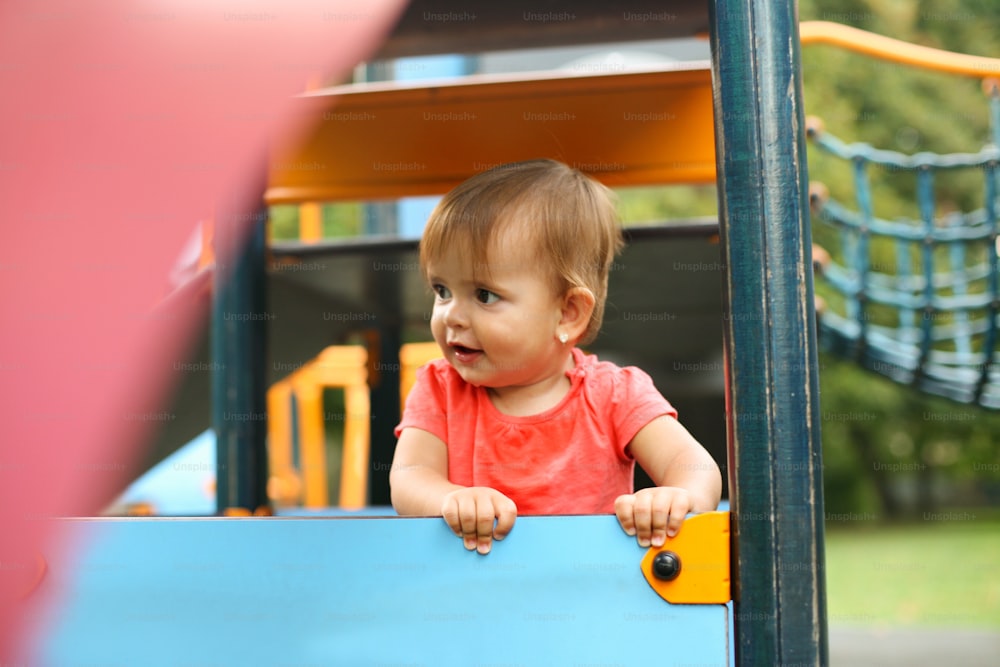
[708,2,829,664]
[212,205,270,514]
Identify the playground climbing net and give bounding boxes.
[807,81,1000,409]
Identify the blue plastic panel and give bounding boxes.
[32,515,729,666]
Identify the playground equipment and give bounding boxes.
[147,60,730,511]
[265,341,439,510]
[18,2,841,665]
[35,513,731,666]
[801,24,1000,409]
[267,346,371,509]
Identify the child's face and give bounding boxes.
[426,236,568,390]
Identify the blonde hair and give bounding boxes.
[420,159,623,344]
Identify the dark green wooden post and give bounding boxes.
[368,323,401,506]
[363,201,402,506]
[212,208,270,514]
[708,2,829,665]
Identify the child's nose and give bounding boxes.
[441,299,469,328]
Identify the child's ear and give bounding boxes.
[559,287,596,343]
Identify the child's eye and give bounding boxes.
[432,284,451,299]
[476,289,499,305]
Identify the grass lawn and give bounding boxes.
[824,511,1000,629]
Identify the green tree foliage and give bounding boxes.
[616,184,718,224]
[819,354,1000,520]
[800,0,1000,517]
[268,203,364,241]
[801,1,998,218]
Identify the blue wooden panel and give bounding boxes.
[33,515,729,666]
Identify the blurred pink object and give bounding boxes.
[0,1,405,660]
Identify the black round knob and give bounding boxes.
[652,551,681,581]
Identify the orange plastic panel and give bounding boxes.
[293,379,327,508]
[266,379,302,506]
[298,201,323,242]
[339,383,371,509]
[399,342,443,412]
[640,510,731,604]
[267,65,716,204]
[282,346,369,509]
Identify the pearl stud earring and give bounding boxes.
[558,332,569,344]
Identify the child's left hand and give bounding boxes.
[614,486,691,548]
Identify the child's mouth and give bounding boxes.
[450,344,483,363]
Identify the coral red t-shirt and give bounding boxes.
[394,347,677,515]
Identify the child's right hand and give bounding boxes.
[440,486,517,555]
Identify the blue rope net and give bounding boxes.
[807,87,1000,409]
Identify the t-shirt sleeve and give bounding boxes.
[612,366,678,453]
[394,361,450,443]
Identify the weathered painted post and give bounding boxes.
[708,1,829,664]
[212,202,270,514]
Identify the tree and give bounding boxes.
[800,0,1000,517]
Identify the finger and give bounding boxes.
[440,496,463,537]
[493,498,517,541]
[649,493,671,548]
[476,502,495,555]
[614,494,636,536]
[632,493,653,547]
[458,499,479,551]
[666,495,691,538]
